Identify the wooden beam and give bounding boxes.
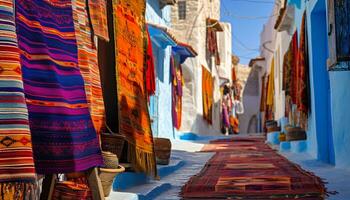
[40,175,57,200]
[87,168,105,200]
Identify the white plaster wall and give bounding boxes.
[273,31,292,121]
[170,0,224,135]
[218,23,233,81]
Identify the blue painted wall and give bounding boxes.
[287,0,350,168]
[284,0,336,163]
[146,0,175,139]
[329,71,350,168]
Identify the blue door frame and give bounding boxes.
[309,0,335,164]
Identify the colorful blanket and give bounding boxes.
[15,0,103,174]
[296,12,310,129]
[202,66,213,124]
[0,0,37,198]
[113,0,157,176]
[181,137,327,200]
[72,0,105,134]
[87,0,109,41]
[171,55,183,130]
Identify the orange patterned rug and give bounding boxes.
[113,0,156,176]
[181,137,327,200]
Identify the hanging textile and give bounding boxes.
[0,1,36,198]
[282,31,298,117]
[266,58,275,107]
[87,0,109,41]
[232,66,237,82]
[113,0,157,176]
[207,28,220,65]
[171,56,184,130]
[146,28,156,98]
[15,0,103,174]
[291,32,299,104]
[259,75,266,112]
[202,66,214,124]
[297,12,309,114]
[297,12,310,129]
[73,0,105,134]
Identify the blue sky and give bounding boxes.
[220,0,275,64]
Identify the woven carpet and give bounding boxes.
[0,0,37,198]
[72,0,105,134]
[181,137,327,200]
[113,0,156,176]
[15,0,103,174]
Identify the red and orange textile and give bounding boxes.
[171,56,183,130]
[87,0,109,41]
[232,67,237,82]
[73,0,105,134]
[0,0,36,198]
[53,179,92,200]
[207,28,220,65]
[15,0,103,174]
[202,66,214,124]
[291,32,299,104]
[182,137,327,200]
[146,28,156,98]
[283,31,298,117]
[113,0,157,176]
[296,12,310,128]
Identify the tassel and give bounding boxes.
[127,143,158,179]
[0,182,36,200]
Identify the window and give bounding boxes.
[327,0,350,70]
[178,1,186,20]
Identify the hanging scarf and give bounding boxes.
[207,28,220,65]
[0,1,37,198]
[266,58,275,106]
[232,67,237,82]
[73,0,105,134]
[291,32,299,104]
[87,0,109,41]
[297,12,310,129]
[15,0,103,174]
[283,31,298,117]
[297,12,309,113]
[171,56,183,130]
[202,66,213,124]
[146,28,156,99]
[113,0,157,176]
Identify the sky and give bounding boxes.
[220,0,275,65]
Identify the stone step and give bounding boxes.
[113,156,185,190]
[125,181,172,200]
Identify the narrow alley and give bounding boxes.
[0,0,349,200]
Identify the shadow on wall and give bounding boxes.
[187,113,222,136]
[239,68,260,134]
[247,115,258,134]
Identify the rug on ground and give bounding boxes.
[181,137,327,200]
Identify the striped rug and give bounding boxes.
[181,137,327,199]
[72,0,105,134]
[15,0,103,174]
[0,0,36,198]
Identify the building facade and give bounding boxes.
[258,0,350,169]
[170,0,233,136]
[146,0,197,139]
